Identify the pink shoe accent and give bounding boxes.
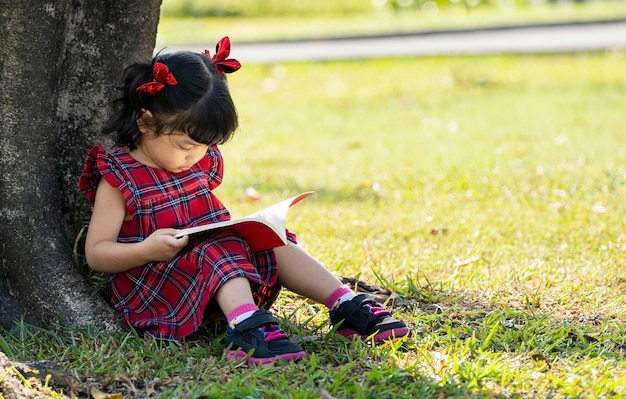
[370,327,410,341]
[336,328,361,339]
[366,304,391,317]
[262,326,289,342]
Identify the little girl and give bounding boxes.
[80,37,409,365]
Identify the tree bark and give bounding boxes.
[0,0,162,331]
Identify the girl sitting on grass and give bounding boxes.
[80,37,409,365]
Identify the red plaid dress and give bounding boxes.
[79,145,294,340]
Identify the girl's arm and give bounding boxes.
[84,178,189,273]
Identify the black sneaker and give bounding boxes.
[225,310,307,365]
[330,294,410,343]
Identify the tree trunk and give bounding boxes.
[0,0,162,331]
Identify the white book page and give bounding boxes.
[174,192,313,238]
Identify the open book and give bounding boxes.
[174,192,314,252]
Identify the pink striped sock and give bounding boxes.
[324,285,355,309]
[226,303,259,328]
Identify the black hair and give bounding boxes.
[102,51,238,150]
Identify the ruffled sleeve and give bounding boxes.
[78,145,137,215]
[79,145,106,205]
[201,146,224,190]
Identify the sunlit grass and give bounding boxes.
[2,52,626,397]
[220,54,626,321]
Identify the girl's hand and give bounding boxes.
[142,228,189,262]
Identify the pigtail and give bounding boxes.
[102,46,240,150]
[102,61,154,150]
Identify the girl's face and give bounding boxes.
[137,131,209,173]
[134,111,209,173]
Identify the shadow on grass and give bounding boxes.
[48,194,626,397]
[1,276,625,398]
[345,274,626,365]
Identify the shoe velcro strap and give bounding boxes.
[351,294,378,307]
[232,310,277,332]
[338,295,381,334]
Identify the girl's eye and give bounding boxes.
[175,143,195,151]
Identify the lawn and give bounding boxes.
[2,51,625,398]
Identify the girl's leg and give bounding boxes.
[273,242,343,304]
[274,242,410,342]
[214,276,306,364]
[214,276,256,316]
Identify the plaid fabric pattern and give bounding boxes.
[79,145,292,340]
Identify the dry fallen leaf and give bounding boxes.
[452,256,482,268]
[90,387,122,399]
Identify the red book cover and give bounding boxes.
[174,192,313,252]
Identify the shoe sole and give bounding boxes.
[337,327,410,342]
[226,349,307,365]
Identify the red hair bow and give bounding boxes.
[136,62,178,95]
[204,36,241,74]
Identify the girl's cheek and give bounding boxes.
[193,148,208,163]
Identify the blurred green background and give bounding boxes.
[157,0,626,46]
[160,0,625,18]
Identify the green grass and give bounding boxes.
[3,37,626,399]
[156,1,626,46]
